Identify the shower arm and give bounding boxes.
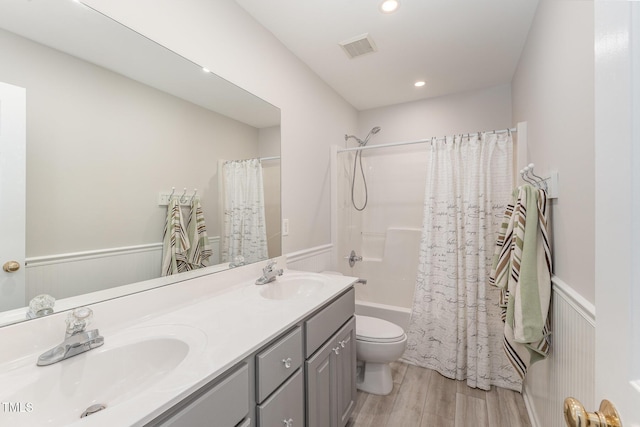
[345,134,364,145]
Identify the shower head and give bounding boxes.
[344,126,382,146]
[362,126,381,146]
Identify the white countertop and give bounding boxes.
[0,262,356,426]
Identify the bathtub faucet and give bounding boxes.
[356,278,367,285]
[347,250,363,268]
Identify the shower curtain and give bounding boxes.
[402,132,522,391]
[221,159,269,264]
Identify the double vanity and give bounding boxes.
[0,259,357,426]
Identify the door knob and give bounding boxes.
[564,397,621,427]
[3,261,20,272]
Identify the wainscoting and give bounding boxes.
[25,242,593,427]
[25,237,220,301]
[523,276,595,427]
[285,244,333,272]
[285,245,596,427]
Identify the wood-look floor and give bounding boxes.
[347,362,531,427]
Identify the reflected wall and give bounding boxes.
[0,27,280,304]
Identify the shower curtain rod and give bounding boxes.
[259,155,280,161]
[337,127,517,153]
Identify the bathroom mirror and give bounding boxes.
[0,0,281,325]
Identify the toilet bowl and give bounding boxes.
[355,314,407,396]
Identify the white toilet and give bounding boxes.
[319,271,407,395]
[355,314,407,395]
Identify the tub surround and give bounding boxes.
[0,259,357,426]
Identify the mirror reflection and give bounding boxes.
[0,0,281,325]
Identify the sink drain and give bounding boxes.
[81,404,106,418]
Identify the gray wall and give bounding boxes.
[84,0,359,256]
[0,28,261,257]
[512,0,595,303]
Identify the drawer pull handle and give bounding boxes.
[340,337,350,348]
[282,357,292,368]
[283,418,293,427]
[333,347,340,355]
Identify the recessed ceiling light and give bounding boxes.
[414,81,426,87]
[380,0,399,14]
[202,67,211,73]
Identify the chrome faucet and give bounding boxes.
[347,250,363,268]
[37,307,104,366]
[255,260,283,285]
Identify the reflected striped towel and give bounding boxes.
[186,198,212,270]
[161,197,190,276]
[489,185,552,379]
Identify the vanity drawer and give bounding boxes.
[150,363,249,427]
[256,326,302,403]
[257,368,304,427]
[305,288,355,357]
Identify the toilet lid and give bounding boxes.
[355,315,405,343]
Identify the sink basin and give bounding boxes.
[0,324,205,426]
[259,276,325,300]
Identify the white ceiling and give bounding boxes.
[234,0,539,111]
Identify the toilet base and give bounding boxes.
[356,361,394,395]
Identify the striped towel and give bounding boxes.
[186,198,212,270]
[161,197,190,276]
[489,184,552,379]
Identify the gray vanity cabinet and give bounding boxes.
[145,286,356,427]
[306,316,356,427]
[305,288,356,427]
[255,326,304,426]
[255,327,303,403]
[257,368,304,426]
[334,317,357,426]
[147,362,250,427]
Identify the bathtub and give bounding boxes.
[355,299,411,331]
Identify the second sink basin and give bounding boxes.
[259,275,325,300]
[0,324,206,426]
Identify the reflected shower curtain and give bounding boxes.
[221,159,268,264]
[402,132,522,391]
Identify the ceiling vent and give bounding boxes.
[339,33,377,59]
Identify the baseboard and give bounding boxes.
[522,386,542,427]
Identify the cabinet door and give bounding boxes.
[306,338,336,427]
[335,317,356,427]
